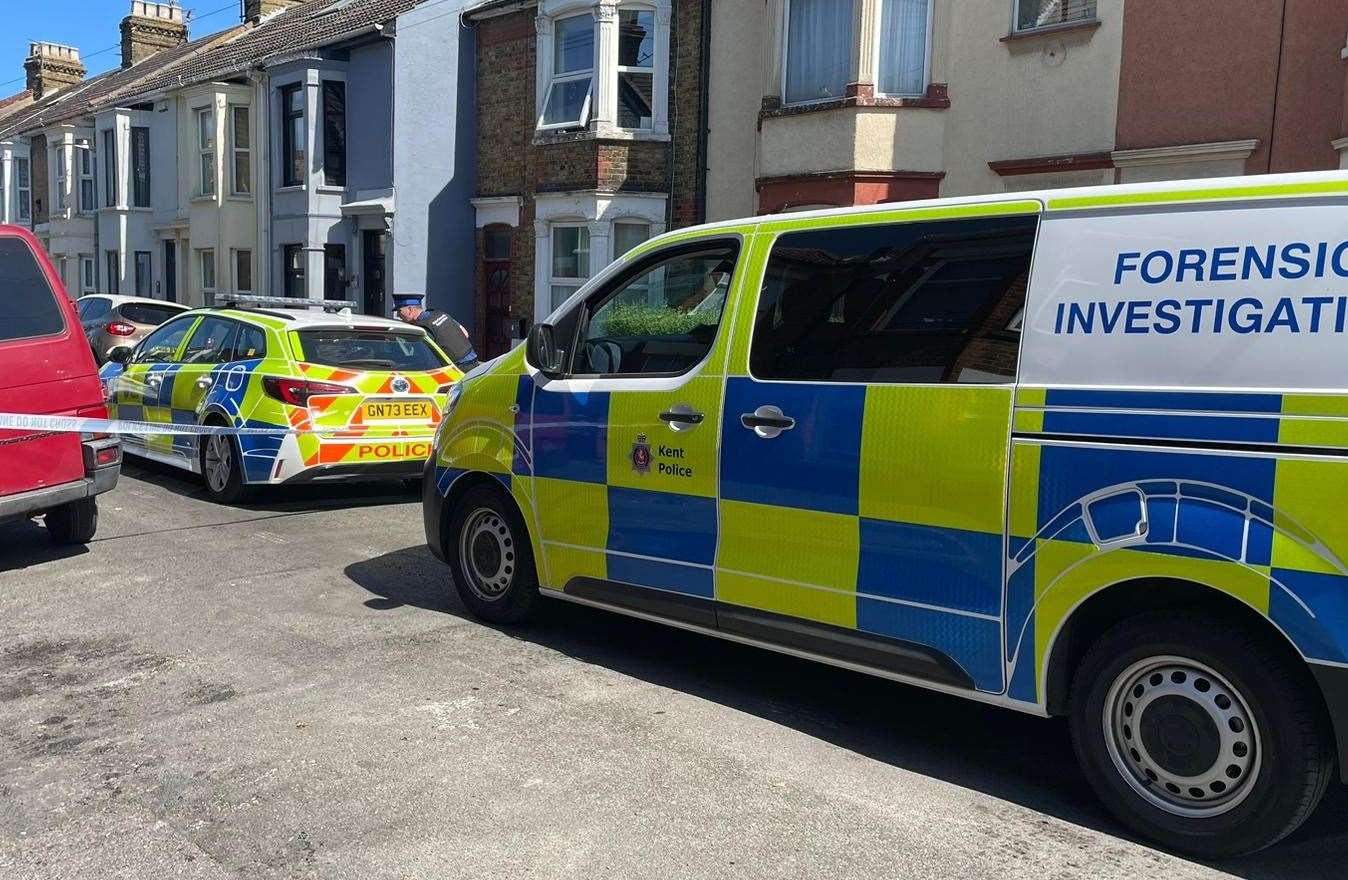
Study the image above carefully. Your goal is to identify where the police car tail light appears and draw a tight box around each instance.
[106,321,136,337]
[262,376,356,407]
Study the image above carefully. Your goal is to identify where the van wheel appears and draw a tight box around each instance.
[446,483,537,624]
[46,498,98,544]
[201,430,252,504]
[1070,611,1334,857]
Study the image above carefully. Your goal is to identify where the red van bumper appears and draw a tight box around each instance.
[0,436,120,523]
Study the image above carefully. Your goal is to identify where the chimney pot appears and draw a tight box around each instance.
[24,42,85,100]
[121,1,188,69]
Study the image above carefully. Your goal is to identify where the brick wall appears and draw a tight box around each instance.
[471,0,707,355]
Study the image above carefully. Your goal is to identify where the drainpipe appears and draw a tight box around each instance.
[695,0,710,224]
[251,67,271,294]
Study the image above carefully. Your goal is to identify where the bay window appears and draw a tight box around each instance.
[78,144,96,213]
[613,221,650,258]
[102,129,117,207]
[783,0,854,105]
[231,106,251,195]
[540,13,595,129]
[616,8,655,129]
[877,0,930,97]
[549,224,590,312]
[197,107,215,197]
[280,85,304,187]
[55,145,67,212]
[15,157,30,221]
[131,126,151,207]
[322,82,346,187]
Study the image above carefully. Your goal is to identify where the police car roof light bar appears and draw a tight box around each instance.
[220,295,357,313]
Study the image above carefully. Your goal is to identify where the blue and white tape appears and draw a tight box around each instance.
[0,412,434,440]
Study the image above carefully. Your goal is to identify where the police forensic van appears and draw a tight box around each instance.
[423,171,1348,856]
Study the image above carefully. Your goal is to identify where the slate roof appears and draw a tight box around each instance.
[0,0,427,140]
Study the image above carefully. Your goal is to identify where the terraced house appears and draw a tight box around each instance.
[0,0,474,321]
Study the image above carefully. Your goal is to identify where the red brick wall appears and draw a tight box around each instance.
[1117,0,1348,173]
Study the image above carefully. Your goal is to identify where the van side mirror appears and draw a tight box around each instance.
[106,346,131,365]
[526,323,563,375]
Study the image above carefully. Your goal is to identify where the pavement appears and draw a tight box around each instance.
[1,460,1345,880]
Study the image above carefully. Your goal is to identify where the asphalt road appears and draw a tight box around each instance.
[1,461,1345,879]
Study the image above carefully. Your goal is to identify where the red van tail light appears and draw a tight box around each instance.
[262,376,356,407]
[106,321,137,337]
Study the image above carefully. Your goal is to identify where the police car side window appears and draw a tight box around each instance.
[570,243,738,376]
[181,316,241,364]
[133,317,196,364]
[231,324,267,361]
[749,216,1037,384]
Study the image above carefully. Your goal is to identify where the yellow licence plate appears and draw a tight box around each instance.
[362,400,433,421]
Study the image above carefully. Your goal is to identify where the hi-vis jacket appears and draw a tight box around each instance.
[424,171,1348,773]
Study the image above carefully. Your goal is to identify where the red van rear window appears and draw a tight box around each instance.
[0,237,64,343]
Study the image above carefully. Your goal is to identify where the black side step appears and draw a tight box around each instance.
[563,578,973,690]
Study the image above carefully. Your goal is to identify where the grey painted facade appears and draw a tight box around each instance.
[391,1,476,330]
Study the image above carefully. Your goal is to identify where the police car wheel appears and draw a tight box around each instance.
[200,429,252,504]
[1070,611,1334,858]
[447,485,537,624]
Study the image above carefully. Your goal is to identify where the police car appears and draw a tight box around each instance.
[422,170,1348,856]
[100,297,462,502]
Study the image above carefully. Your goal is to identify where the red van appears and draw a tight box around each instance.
[0,225,120,544]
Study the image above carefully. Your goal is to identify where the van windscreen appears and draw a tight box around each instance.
[296,328,448,371]
[0,237,64,343]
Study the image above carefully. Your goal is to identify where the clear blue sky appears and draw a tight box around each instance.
[0,1,244,96]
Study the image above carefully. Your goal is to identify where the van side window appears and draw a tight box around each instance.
[749,216,1037,383]
[570,243,738,376]
[0,237,65,342]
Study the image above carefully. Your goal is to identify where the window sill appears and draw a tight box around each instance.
[533,127,673,147]
[190,195,216,204]
[226,194,255,203]
[760,83,950,121]
[316,185,345,195]
[1000,19,1101,43]
[275,184,305,194]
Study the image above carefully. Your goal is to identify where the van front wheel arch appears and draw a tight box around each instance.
[1069,611,1334,857]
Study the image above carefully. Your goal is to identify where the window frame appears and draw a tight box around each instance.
[196,107,216,197]
[133,250,152,296]
[55,143,68,212]
[874,0,933,99]
[280,84,305,188]
[80,255,96,293]
[1012,0,1098,34]
[744,216,1039,387]
[780,0,857,108]
[321,81,346,187]
[229,105,251,196]
[283,243,306,298]
[199,248,216,299]
[105,250,120,295]
[101,128,117,207]
[232,248,253,294]
[77,143,96,213]
[15,157,31,221]
[538,12,596,131]
[615,4,657,131]
[546,221,592,316]
[556,237,743,379]
[130,125,151,207]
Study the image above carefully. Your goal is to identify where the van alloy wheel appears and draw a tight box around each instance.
[1103,655,1261,818]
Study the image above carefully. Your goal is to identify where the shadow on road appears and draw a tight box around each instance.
[346,544,1348,880]
[120,457,421,513]
[0,519,90,573]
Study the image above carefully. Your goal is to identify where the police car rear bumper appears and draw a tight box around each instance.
[1309,663,1348,783]
[277,459,424,484]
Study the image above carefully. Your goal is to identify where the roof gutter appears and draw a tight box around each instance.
[462,0,537,23]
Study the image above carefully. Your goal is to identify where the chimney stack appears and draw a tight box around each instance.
[244,0,305,25]
[120,1,188,69]
[23,43,85,101]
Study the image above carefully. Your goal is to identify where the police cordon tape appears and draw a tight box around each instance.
[0,412,435,439]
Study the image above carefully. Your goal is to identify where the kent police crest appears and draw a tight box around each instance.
[631,433,651,474]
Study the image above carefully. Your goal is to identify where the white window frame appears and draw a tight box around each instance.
[55,143,68,212]
[199,248,216,298]
[77,143,96,213]
[612,219,651,258]
[614,4,657,131]
[80,255,95,293]
[196,107,216,197]
[547,221,592,314]
[1012,0,1098,34]
[538,12,596,131]
[232,248,253,293]
[15,157,30,221]
[229,104,251,196]
[874,0,933,98]
[779,0,857,108]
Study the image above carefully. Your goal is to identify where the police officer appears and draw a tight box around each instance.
[392,293,480,370]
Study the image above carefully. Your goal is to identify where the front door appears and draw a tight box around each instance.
[528,239,743,613]
[483,226,513,358]
[362,230,386,315]
[715,210,1039,693]
[163,241,177,303]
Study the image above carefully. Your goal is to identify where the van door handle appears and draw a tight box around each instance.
[741,405,795,438]
[659,408,704,425]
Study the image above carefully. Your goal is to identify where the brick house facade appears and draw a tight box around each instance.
[466,0,706,357]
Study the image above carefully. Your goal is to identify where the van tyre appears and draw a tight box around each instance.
[46,498,98,544]
[446,483,537,624]
[1070,611,1334,858]
[201,430,253,504]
